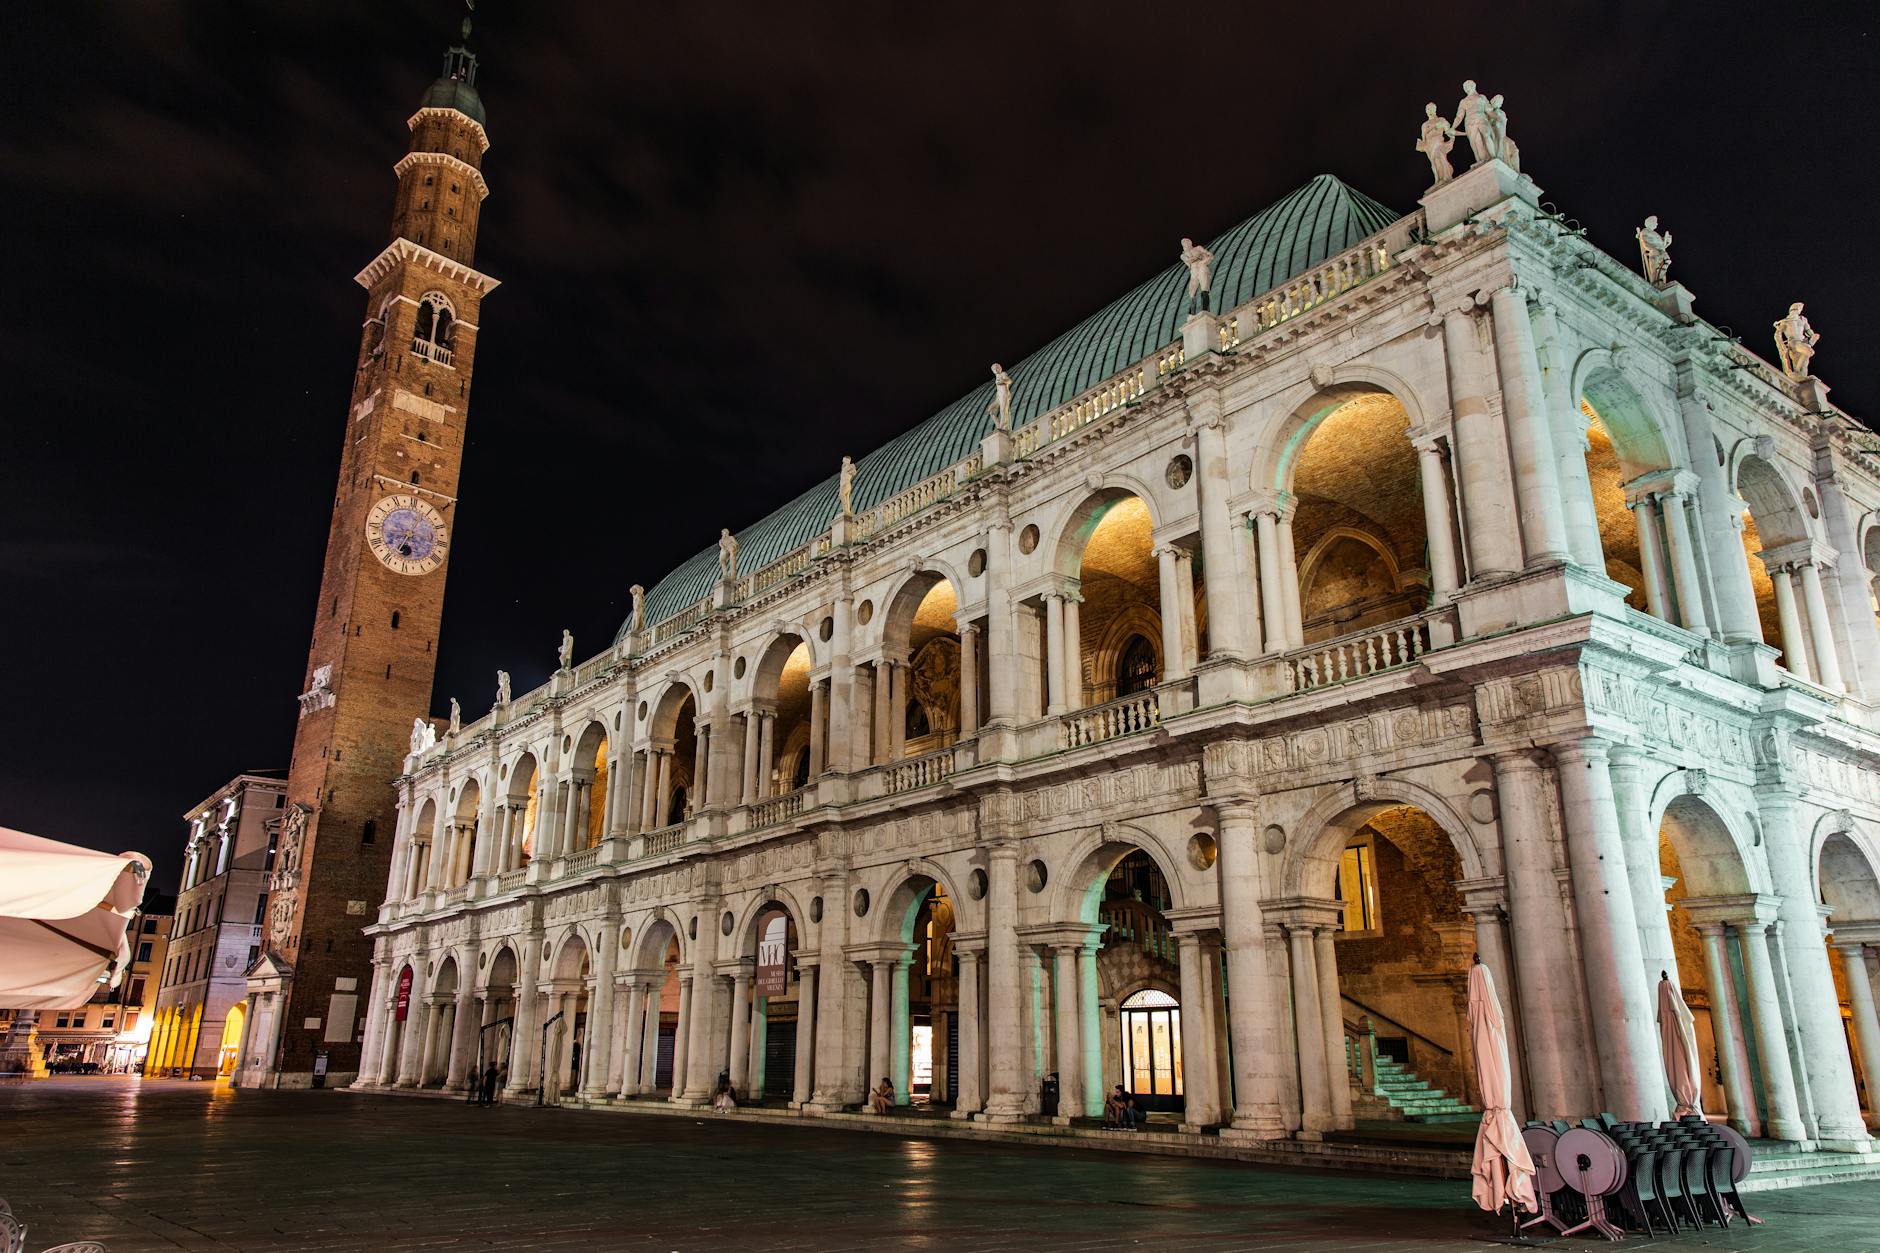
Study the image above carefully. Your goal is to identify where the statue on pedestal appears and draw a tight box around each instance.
[1773,302,1820,381]
[1415,103,1456,185]
[1487,94,1518,170]
[628,585,645,635]
[1179,237,1215,312]
[496,670,511,705]
[987,364,1013,432]
[1452,80,1496,166]
[1635,216,1673,286]
[409,717,436,756]
[719,528,739,579]
[838,456,856,516]
[558,629,574,671]
[448,698,462,734]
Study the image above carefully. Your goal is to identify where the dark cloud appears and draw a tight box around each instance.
[1,1,1873,890]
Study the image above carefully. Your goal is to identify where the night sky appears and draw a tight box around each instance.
[3,3,1874,892]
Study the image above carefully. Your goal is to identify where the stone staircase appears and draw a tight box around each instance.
[1741,1141,1880,1192]
[1365,1057,1479,1124]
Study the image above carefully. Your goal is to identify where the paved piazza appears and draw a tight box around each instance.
[3,1080,1874,1251]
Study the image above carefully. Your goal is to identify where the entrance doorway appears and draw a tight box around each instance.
[1119,988,1182,1111]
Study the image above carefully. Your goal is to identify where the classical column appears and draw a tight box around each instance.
[740,714,760,804]
[617,980,646,1096]
[1156,546,1188,682]
[1216,802,1285,1136]
[1835,942,1880,1120]
[1492,751,1589,1117]
[639,977,664,1093]
[953,948,982,1117]
[1530,303,1605,571]
[1255,511,1289,653]
[1798,561,1847,692]
[1061,594,1083,709]
[756,711,776,800]
[728,962,753,1096]
[1815,459,1880,694]
[669,975,693,1103]
[1758,791,1867,1144]
[379,987,405,1089]
[1077,943,1101,1119]
[1289,925,1331,1135]
[793,963,817,1106]
[1734,919,1807,1140]
[638,752,659,831]
[1051,945,1081,1120]
[1043,592,1067,715]
[808,681,827,777]
[1313,926,1352,1129]
[890,955,911,1104]
[1235,515,1265,656]
[1176,932,1221,1127]
[1275,509,1304,651]
[1551,738,1666,1123]
[868,959,892,1108]
[354,963,390,1087]
[872,660,893,763]
[653,750,673,826]
[1631,495,1672,622]
[1442,307,1522,577]
[415,1000,443,1087]
[1608,744,1679,994]
[888,663,908,760]
[1490,286,1570,564]
[1191,403,1247,656]
[692,724,711,808]
[1414,437,1461,599]
[983,842,1026,1119]
[583,928,619,1098]
[1697,924,1758,1136]
[1659,485,1711,636]
[748,986,768,1099]
[506,935,542,1095]
[445,976,476,1090]
[958,622,980,735]
[1771,566,1812,681]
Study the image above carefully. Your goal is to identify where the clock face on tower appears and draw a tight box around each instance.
[365,494,449,575]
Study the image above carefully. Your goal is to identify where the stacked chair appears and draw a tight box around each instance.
[1519,1114,1762,1240]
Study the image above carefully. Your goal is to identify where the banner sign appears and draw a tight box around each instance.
[394,965,414,1022]
[755,912,789,998]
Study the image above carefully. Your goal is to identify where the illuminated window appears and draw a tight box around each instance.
[1116,634,1158,697]
[1118,988,1182,1098]
[1335,837,1379,933]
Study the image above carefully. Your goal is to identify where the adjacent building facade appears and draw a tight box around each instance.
[147,772,286,1078]
[350,86,1880,1158]
[4,894,172,1073]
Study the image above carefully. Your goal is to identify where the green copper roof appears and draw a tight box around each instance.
[421,76,486,127]
[621,174,1400,642]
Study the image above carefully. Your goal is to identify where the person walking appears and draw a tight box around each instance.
[479,1062,499,1106]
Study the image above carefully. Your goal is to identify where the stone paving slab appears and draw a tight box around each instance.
[3,1078,1876,1252]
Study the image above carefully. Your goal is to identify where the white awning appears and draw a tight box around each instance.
[0,827,151,1010]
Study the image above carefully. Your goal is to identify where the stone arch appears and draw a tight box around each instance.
[1814,815,1880,923]
[1087,602,1164,699]
[503,751,539,804]
[1284,778,1487,898]
[1576,363,1678,477]
[431,952,460,997]
[453,776,481,821]
[1047,481,1165,581]
[878,565,967,657]
[550,930,590,982]
[631,910,686,969]
[733,884,812,957]
[647,678,701,742]
[1258,376,1430,494]
[1734,452,1812,549]
[1297,525,1404,633]
[1056,822,1192,924]
[874,858,972,945]
[1656,790,1761,898]
[482,941,519,994]
[751,630,809,699]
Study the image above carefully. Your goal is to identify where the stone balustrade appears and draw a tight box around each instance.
[747,787,808,831]
[1283,613,1434,693]
[641,824,685,858]
[1250,228,1400,333]
[562,846,601,876]
[496,867,526,893]
[1061,689,1161,749]
[883,745,956,795]
[409,337,453,366]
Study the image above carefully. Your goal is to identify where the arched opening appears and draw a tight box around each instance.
[447,778,480,888]
[482,945,518,1085]
[1819,830,1880,1120]
[1298,802,1479,1134]
[1059,493,1176,711]
[405,798,438,899]
[1091,848,1183,1114]
[749,636,812,798]
[647,685,701,827]
[1658,794,1772,1137]
[412,292,455,363]
[501,753,539,872]
[877,572,968,761]
[731,902,805,1103]
[871,873,956,1108]
[1737,454,1818,679]
[421,956,459,1088]
[570,722,610,851]
[1581,404,1660,612]
[1289,393,1428,645]
[543,936,591,1103]
[217,1002,245,1079]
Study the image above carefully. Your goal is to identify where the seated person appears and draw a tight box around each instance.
[869,1076,895,1114]
[1120,1090,1146,1130]
[1103,1086,1126,1128]
[712,1075,738,1112]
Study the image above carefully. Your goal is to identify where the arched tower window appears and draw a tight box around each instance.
[411,292,456,365]
[1115,634,1158,698]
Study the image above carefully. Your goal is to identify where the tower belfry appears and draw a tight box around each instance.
[238,16,498,1089]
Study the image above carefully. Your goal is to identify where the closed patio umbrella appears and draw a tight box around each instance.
[0,827,150,1010]
[1657,971,1702,1117]
[1468,958,1536,1217]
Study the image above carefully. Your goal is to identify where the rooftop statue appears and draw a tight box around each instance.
[496,670,511,705]
[628,585,645,634]
[448,698,462,734]
[987,364,1013,432]
[1453,80,1498,166]
[1773,302,1820,382]
[1415,103,1456,185]
[838,455,856,516]
[409,717,436,756]
[1180,237,1215,312]
[1636,216,1673,286]
[558,629,574,671]
[1487,94,1519,171]
[719,528,740,579]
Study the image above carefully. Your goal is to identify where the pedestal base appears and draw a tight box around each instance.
[1420,158,1541,234]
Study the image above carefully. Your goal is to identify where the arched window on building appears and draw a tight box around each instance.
[1119,988,1182,1104]
[411,293,455,365]
[1114,634,1158,698]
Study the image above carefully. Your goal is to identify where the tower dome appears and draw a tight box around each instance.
[420,30,485,128]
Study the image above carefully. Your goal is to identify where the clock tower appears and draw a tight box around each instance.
[240,27,497,1088]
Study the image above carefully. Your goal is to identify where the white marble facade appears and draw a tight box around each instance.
[355,139,1880,1154]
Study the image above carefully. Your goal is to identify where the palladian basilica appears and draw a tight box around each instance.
[356,80,1880,1159]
